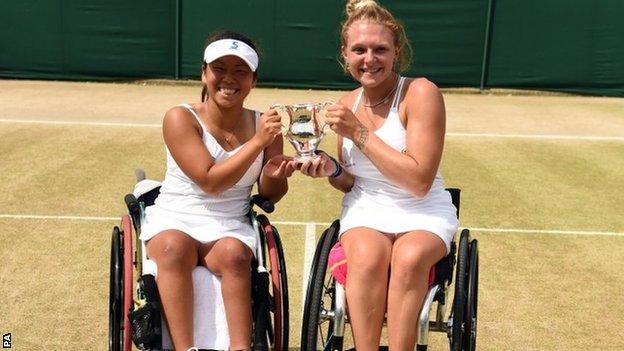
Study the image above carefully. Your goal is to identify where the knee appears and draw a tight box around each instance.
[391,248,431,283]
[346,242,391,278]
[150,236,196,270]
[216,238,253,273]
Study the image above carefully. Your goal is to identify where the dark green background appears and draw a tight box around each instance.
[1,0,622,96]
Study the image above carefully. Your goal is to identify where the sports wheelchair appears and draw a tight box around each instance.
[108,176,289,351]
[300,188,478,351]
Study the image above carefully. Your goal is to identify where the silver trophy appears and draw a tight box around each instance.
[272,102,331,162]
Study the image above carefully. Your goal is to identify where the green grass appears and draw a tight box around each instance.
[444,138,624,231]
[2,124,621,231]
[476,233,624,350]
[1,88,623,350]
[0,219,110,350]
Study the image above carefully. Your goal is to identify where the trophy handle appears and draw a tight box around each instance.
[270,103,290,133]
[317,100,333,131]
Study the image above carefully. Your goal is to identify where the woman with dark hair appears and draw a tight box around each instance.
[140,30,293,351]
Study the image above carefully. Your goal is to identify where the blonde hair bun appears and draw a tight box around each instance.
[341,0,413,73]
[346,0,378,17]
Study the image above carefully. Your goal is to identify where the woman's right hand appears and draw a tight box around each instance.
[255,108,282,148]
[325,102,362,141]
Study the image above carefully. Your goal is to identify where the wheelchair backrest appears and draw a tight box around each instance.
[138,187,161,208]
[446,188,461,219]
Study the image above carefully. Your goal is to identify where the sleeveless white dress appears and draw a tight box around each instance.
[140,104,264,252]
[339,77,459,253]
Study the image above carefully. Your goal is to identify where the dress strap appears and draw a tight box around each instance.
[253,110,261,130]
[178,103,208,135]
[351,88,364,112]
[390,76,406,109]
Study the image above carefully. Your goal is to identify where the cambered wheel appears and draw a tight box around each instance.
[450,229,470,351]
[463,240,479,351]
[258,215,290,351]
[120,215,134,351]
[109,226,123,351]
[301,221,346,351]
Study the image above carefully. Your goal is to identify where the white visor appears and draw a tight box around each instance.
[203,39,259,72]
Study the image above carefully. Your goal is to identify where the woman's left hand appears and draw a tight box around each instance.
[262,155,297,179]
[295,152,337,178]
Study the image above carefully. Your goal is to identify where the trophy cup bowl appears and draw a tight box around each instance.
[272,102,331,162]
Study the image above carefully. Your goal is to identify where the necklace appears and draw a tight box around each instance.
[223,116,242,144]
[362,77,399,108]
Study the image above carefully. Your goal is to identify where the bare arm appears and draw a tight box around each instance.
[163,107,280,195]
[327,135,355,193]
[326,78,445,198]
[359,78,445,197]
[257,125,291,203]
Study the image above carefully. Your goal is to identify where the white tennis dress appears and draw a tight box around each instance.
[339,77,459,253]
[140,104,263,252]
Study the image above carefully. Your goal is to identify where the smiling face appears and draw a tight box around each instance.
[201,55,256,108]
[342,20,399,88]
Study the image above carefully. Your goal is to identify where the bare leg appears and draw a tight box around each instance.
[202,237,253,350]
[340,227,393,351]
[386,231,446,351]
[146,230,199,350]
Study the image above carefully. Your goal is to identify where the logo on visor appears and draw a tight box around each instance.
[230,41,239,50]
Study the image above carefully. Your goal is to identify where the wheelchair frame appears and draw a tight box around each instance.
[300,188,479,351]
[108,185,289,351]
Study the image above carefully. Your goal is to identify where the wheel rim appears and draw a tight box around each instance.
[317,272,336,347]
[301,222,341,350]
[121,215,134,351]
[272,225,290,351]
[450,229,469,351]
[464,240,479,351]
[259,214,289,351]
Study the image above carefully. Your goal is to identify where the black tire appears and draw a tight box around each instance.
[463,240,479,351]
[450,229,470,351]
[108,226,123,351]
[120,216,134,351]
[301,221,341,351]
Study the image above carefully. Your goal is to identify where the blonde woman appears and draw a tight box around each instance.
[295,1,459,349]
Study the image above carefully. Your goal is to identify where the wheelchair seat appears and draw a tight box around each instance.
[132,180,231,349]
[109,177,289,351]
[300,188,478,351]
[328,242,439,288]
[326,188,461,293]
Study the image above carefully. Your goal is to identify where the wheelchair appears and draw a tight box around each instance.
[108,176,289,351]
[300,188,478,351]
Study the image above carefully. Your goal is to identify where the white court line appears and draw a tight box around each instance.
[0,118,160,128]
[446,132,624,142]
[0,214,119,221]
[273,220,331,226]
[1,118,623,141]
[1,213,622,237]
[467,227,624,237]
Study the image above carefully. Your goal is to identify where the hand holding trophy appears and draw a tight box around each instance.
[271,102,332,162]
